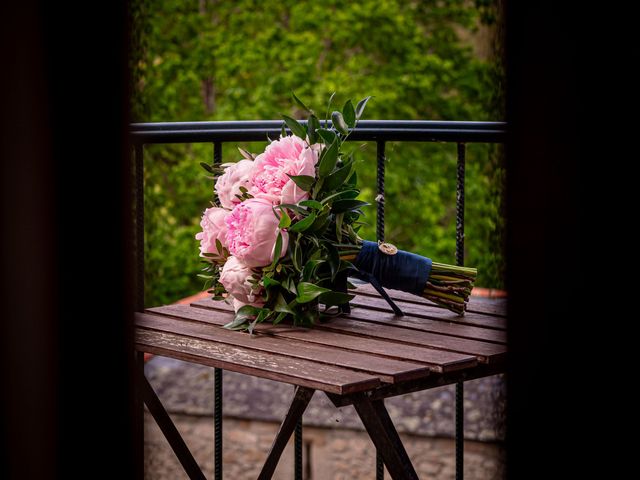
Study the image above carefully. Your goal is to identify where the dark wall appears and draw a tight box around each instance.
[1,2,135,478]
[505,1,588,478]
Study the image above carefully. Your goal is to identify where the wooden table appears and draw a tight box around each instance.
[135,285,507,479]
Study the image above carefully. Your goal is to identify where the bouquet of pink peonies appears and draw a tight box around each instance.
[196,94,477,332]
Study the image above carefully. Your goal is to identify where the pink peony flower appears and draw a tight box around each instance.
[215,159,255,210]
[195,207,229,258]
[250,135,318,205]
[219,256,264,306]
[225,197,289,267]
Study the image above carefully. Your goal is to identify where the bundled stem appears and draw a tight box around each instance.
[423,262,477,315]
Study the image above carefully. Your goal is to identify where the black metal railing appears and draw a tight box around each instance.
[131,119,506,480]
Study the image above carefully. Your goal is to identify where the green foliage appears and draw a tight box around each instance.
[132,0,504,307]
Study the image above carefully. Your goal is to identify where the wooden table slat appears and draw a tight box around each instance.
[136,312,430,384]
[151,304,478,373]
[135,327,380,394]
[315,319,504,364]
[189,300,505,364]
[346,307,506,344]
[353,283,507,318]
[350,294,506,330]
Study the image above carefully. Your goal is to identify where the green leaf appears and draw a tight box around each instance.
[224,316,248,330]
[270,232,283,269]
[299,199,323,210]
[347,225,360,243]
[286,174,315,192]
[335,212,344,242]
[355,96,372,120]
[282,114,307,139]
[293,239,303,271]
[338,259,355,272]
[342,99,356,127]
[302,259,323,281]
[215,238,223,255]
[289,212,317,232]
[324,91,336,126]
[332,199,370,213]
[346,169,357,187]
[237,304,260,317]
[272,312,287,325]
[278,209,291,228]
[291,237,300,271]
[307,114,320,144]
[278,203,309,215]
[296,282,331,303]
[319,291,356,306]
[281,276,297,294]
[224,304,259,330]
[324,242,340,281]
[274,292,295,314]
[263,276,281,289]
[317,128,337,145]
[307,213,329,233]
[322,160,353,192]
[318,139,339,178]
[331,111,349,135]
[281,124,286,137]
[320,189,359,204]
[292,91,313,113]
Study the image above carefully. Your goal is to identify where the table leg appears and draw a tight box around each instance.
[139,373,206,480]
[258,386,315,480]
[353,397,419,480]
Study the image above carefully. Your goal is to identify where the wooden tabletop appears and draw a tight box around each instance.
[135,285,507,396]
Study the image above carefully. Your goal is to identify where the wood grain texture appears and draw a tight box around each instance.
[172,302,477,372]
[345,307,506,344]
[136,312,430,384]
[187,300,504,364]
[353,283,507,317]
[350,292,507,330]
[310,317,506,364]
[135,328,380,394]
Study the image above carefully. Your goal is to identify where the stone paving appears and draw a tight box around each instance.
[144,357,505,479]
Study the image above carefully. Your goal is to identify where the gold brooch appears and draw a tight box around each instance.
[378,241,398,255]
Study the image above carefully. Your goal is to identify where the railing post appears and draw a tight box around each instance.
[213,141,224,480]
[376,140,386,243]
[295,413,303,480]
[455,142,466,480]
[214,368,223,480]
[375,139,386,480]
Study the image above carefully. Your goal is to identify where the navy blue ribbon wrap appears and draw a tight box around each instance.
[350,240,433,316]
